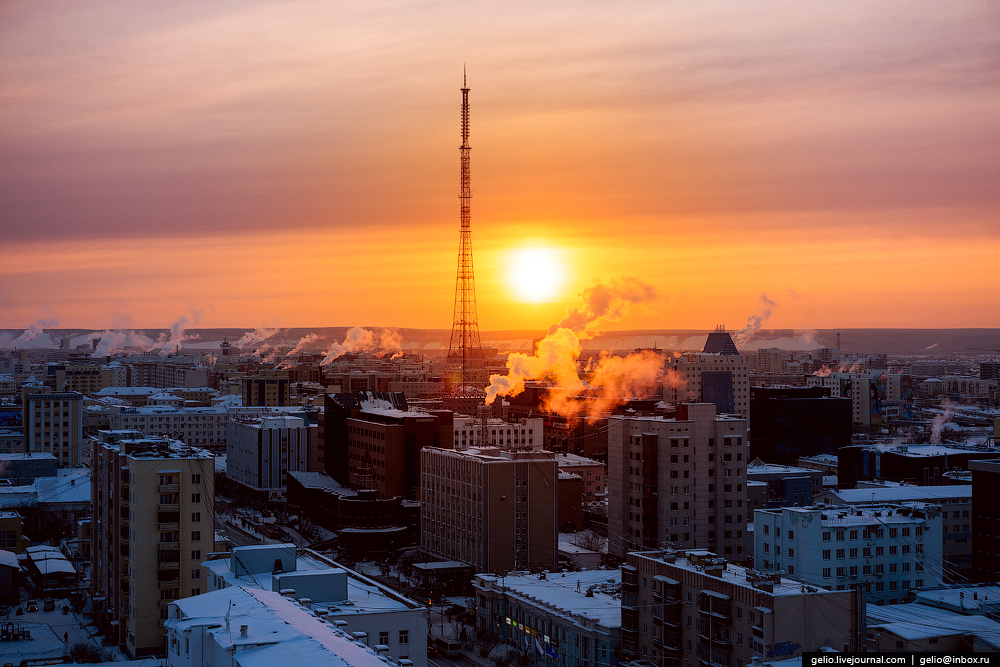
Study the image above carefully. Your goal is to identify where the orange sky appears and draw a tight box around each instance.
[2,1,998,331]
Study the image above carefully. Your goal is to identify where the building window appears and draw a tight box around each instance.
[192,588,200,596]
[191,512,201,523]
[380,632,389,645]
[192,569,201,579]
[399,630,409,645]
[191,531,201,542]
[192,473,201,484]
[191,493,201,504]
[191,550,201,560]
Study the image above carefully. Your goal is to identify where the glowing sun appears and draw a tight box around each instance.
[507,246,564,302]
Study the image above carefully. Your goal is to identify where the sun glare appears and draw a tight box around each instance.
[507,246,563,302]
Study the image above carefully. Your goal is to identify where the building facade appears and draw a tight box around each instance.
[753,504,944,605]
[91,436,215,658]
[24,391,83,466]
[420,447,558,573]
[226,415,309,500]
[623,550,861,667]
[109,405,230,449]
[608,404,749,560]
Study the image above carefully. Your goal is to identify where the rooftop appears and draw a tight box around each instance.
[475,569,621,629]
[824,486,972,504]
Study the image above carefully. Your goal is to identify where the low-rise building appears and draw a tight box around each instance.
[109,405,229,449]
[473,569,620,667]
[204,544,427,667]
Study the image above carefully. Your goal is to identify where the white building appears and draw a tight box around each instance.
[165,585,398,667]
[109,405,230,448]
[452,416,543,450]
[753,504,944,605]
[203,544,427,667]
[226,416,308,500]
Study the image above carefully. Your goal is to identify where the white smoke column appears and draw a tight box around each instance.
[376,330,404,358]
[286,334,320,358]
[733,294,776,347]
[663,367,687,391]
[235,326,282,352]
[925,343,939,350]
[550,277,656,338]
[795,329,818,347]
[155,316,198,356]
[320,327,376,365]
[89,330,156,357]
[485,277,658,415]
[8,318,60,349]
[930,400,955,445]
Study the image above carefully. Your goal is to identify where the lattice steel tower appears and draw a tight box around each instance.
[447,70,486,395]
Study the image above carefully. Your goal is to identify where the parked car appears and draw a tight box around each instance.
[43,599,55,612]
[26,600,38,612]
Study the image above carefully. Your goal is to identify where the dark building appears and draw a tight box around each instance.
[322,391,453,500]
[242,371,289,406]
[839,444,1000,488]
[749,386,852,462]
[970,459,1000,582]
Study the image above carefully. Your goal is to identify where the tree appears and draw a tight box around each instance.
[470,626,501,658]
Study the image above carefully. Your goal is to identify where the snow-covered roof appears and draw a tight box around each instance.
[286,471,356,496]
[866,602,1000,649]
[0,549,19,569]
[824,485,971,504]
[912,585,1000,613]
[25,545,75,574]
[34,468,90,504]
[475,569,621,630]
[168,586,393,667]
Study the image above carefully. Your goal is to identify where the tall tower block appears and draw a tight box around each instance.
[447,70,486,396]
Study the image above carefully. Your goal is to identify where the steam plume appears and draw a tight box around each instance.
[2,319,60,349]
[286,334,320,357]
[319,327,403,365]
[732,294,776,347]
[153,316,198,356]
[930,400,955,445]
[235,326,282,350]
[925,343,939,350]
[88,330,157,357]
[485,277,660,420]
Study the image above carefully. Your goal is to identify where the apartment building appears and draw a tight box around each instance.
[753,504,944,605]
[109,405,230,449]
[815,485,973,582]
[608,403,749,560]
[226,415,309,500]
[91,435,215,658]
[452,416,543,450]
[473,569,620,667]
[242,370,290,407]
[420,446,558,573]
[24,391,83,466]
[555,452,606,499]
[623,550,861,667]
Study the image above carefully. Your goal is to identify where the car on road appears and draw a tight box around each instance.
[43,599,55,612]
[25,600,38,612]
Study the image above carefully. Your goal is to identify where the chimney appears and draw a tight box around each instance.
[240,625,248,638]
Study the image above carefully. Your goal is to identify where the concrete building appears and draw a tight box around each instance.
[420,446,559,573]
[608,404,749,560]
[814,485,973,582]
[555,452,606,499]
[745,460,823,507]
[838,443,1000,488]
[91,435,215,658]
[623,550,861,667]
[127,360,209,389]
[753,504,944,605]
[165,585,397,667]
[0,429,25,453]
[226,415,309,501]
[664,332,749,419]
[969,459,1000,583]
[204,544,428,667]
[242,370,290,407]
[473,569,620,666]
[109,405,230,449]
[24,391,83,466]
[0,512,26,554]
[452,416,543,450]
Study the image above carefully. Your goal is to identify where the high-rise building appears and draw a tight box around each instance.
[91,435,214,658]
[753,504,944,604]
[748,386,851,462]
[607,403,749,560]
[24,391,83,466]
[664,331,749,419]
[621,550,862,667]
[420,446,558,572]
[226,415,309,501]
[969,459,1000,582]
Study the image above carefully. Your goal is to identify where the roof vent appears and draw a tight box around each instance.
[240,625,248,638]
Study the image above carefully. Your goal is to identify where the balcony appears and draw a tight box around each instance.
[158,580,180,590]
[158,503,180,512]
[158,561,179,571]
[119,535,129,546]
[158,541,179,550]
[158,483,180,493]
[157,600,173,608]
[120,497,129,508]
[157,522,180,531]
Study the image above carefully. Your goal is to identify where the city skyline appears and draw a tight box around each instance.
[2,0,998,331]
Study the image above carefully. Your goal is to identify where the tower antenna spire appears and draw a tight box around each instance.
[448,69,486,398]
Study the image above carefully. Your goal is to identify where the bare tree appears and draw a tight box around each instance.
[471,626,502,658]
[573,529,607,553]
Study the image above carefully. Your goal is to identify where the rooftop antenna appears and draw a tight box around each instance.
[447,66,486,397]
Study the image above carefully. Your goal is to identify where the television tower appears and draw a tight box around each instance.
[447,69,486,396]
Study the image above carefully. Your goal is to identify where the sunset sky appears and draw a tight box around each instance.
[2,0,998,332]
